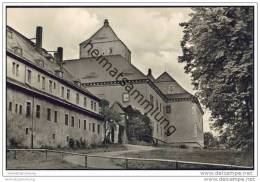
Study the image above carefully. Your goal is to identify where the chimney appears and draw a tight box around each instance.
[54,52,59,64]
[57,47,63,65]
[148,68,152,76]
[36,26,42,51]
[104,19,109,27]
[147,68,154,81]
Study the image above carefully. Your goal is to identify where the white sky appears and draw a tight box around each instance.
[7,7,211,132]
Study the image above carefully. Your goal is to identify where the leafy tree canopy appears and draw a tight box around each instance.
[204,132,219,148]
[179,7,254,151]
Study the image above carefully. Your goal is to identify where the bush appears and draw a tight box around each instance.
[40,145,54,150]
[9,137,18,148]
[90,143,97,148]
[80,138,86,148]
[179,144,188,149]
[76,140,81,148]
[68,138,75,148]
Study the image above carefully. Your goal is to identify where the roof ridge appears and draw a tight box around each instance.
[79,23,119,45]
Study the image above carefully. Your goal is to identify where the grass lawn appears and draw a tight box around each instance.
[6,144,127,169]
[115,147,253,169]
[7,150,85,169]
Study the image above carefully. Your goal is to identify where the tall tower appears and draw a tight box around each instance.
[79,19,131,62]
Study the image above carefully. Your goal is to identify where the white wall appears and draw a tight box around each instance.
[7,55,100,114]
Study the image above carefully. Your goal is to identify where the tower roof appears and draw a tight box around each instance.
[155,71,176,82]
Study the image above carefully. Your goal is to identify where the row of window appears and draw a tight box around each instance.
[122,92,167,114]
[64,113,100,133]
[8,102,23,114]
[9,101,101,133]
[125,93,163,112]
[11,61,99,113]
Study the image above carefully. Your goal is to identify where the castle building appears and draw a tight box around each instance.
[64,20,204,147]
[6,26,104,148]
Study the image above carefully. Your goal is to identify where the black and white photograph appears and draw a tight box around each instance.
[1,1,258,181]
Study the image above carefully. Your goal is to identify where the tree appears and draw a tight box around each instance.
[179,7,253,151]
[124,106,153,143]
[100,99,122,143]
[204,132,218,148]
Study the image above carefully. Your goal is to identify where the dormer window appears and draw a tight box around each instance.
[35,59,44,68]
[7,30,13,38]
[74,80,81,87]
[55,70,63,78]
[12,47,22,56]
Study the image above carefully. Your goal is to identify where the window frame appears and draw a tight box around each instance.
[76,93,79,104]
[54,110,58,123]
[36,104,40,118]
[19,105,22,114]
[97,124,100,134]
[15,103,18,113]
[67,89,70,100]
[42,76,45,89]
[166,105,171,114]
[122,93,130,102]
[61,86,65,98]
[71,116,74,127]
[47,108,51,121]
[49,80,53,93]
[26,101,31,117]
[27,69,32,84]
[92,123,95,132]
[84,97,87,107]
[16,64,19,76]
[8,102,12,111]
[65,114,69,126]
[84,120,86,130]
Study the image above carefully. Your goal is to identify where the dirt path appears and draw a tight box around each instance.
[64,144,161,169]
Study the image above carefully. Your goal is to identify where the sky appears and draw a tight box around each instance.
[7,7,211,132]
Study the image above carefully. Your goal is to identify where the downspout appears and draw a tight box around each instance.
[31,96,35,148]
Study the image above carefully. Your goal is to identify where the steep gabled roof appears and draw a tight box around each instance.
[155,71,176,82]
[110,101,126,114]
[155,71,187,95]
[79,20,130,54]
[156,72,204,114]
[80,24,119,45]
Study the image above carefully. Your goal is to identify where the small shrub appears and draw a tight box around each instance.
[179,144,188,149]
[76,140,81,148]
[90,143,97,148]
[80,138,86,148]
[68,138,75,149]
[40,145,53,150]
[9,137,18,148]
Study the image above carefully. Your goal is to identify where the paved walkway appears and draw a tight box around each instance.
[64,144,161,169]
